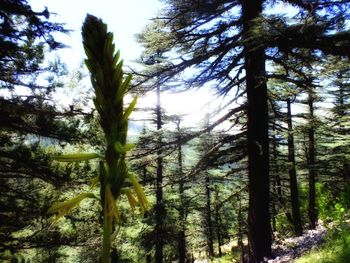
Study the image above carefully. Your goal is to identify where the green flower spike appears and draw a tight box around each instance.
[48,14,149,263]
[82,14,149,263]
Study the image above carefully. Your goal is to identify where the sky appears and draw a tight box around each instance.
[29,0,220,128]
[26,1,339,134]
[29,0,163,68]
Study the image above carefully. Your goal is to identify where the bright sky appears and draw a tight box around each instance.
[29,0,221,128]
[29,0,163,67]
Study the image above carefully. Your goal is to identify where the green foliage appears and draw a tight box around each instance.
[317,183,350,222]
[274,213,295,236]
[0,0,68,90]
[3,0,350,261]
[273,183,308,236]
[295,223,350,263]
[0,2,81,258]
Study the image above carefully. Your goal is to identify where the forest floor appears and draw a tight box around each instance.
[194,220,349,262]
[268,220,340,263]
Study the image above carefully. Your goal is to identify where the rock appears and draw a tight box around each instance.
[268,221,328,263]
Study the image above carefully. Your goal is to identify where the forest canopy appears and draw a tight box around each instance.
[1,0,350,263]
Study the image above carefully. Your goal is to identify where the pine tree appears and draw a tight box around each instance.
[154,84,165,263]
[269,77,303,236]
[0,1,85,260]
[137,1,350,260]
[322,58,350,183]
[286,98,303,235]
[175,117,187,263]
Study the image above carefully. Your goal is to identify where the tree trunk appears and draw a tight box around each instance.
[271,122,280,232]
[271,125,294,226]
[286,98,303,236]
[205,173,215,258]
[177,119,186,263]
[242,0,272,261]
[307,88,317,229]
[237,193,245,263]
[336,76,350,182]
[155,85,164,263]
[214,186,222,258]
[110,247,118,263]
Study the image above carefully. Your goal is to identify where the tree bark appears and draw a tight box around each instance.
[286,98,303,236]
[214,186,222,258]
[110,247,118,263]
[155,85,164,263]
[271,122,280,232]
[242,0,272,261]
[205,172,215,258]
[177,120,186,263]
[271,120,282,231]
[307,88,317,229]
[237,193,245,263]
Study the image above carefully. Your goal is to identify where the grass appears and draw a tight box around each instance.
[295,223,350,263]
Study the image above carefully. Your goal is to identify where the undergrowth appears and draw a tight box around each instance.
[295,222,350,263]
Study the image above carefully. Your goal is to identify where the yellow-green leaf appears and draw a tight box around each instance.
[122,97,137,123]
[48,192,97,223]
[114,142,134,154]
[116,74,132,101]
[114,141,125,154]
[105,186,120,224]
[112,50,120,67]
[128,173,149,212]
[52,153,101,162]
[90,176,100,188]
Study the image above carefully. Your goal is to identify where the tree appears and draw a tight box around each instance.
[242,2,272,260]
[269,99,290,233]
[137,1,350,261]
[199,119,215,258]
[0,1,87,260]
[286,97,303,235]
[269,77,303,236]
[175,117,187,263]
[320,57,350,183]
[308,56,350,223]
[131,97,184,262]
[306,84,318,229]
[155,84,165,263]
[0,0,73,144]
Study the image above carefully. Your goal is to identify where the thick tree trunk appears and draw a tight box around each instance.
[155,85,164,263]
[307,88,317,229]
[286,98,303,236]
[242,1,272,261]
[177,120,186,263]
